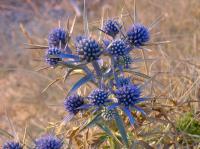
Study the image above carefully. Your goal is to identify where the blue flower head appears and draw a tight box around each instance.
[114,84,142,107]
[117,77,132,87]
[121,54,133,68]
[88,89,110,106]
[35,135,63,149]
[103,19,121,37]
[45,47,62,66]
[76,37,101,62]
[107,39,128,57]
[64,94,84,115]
[48,28,68,47]
[126,24,150,47]
[3,141,23,149]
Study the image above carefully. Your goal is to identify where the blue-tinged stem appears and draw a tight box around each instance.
[92,61,104,88]
[64,45,72,54]
[122,107,135,126]
[111,56,119,87]
[82,66,96,82]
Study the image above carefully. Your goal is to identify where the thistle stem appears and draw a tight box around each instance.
[92,61,104,88]
[111,57,119,87]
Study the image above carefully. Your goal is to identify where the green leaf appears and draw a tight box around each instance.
[67,74,93,96]
[96,123,122,146]
[79,113,101,132]
[114,111,129,147]
[93,135,108,148]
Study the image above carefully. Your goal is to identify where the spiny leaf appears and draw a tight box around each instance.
[96,123,123,146]
[114,110,129,147]
[63,68,80,82]
[47,53,80,60]
[67,74,93,96]
[79,113,101,133]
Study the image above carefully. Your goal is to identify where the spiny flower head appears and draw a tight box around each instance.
[3,141,23,149]
[107,39,128,57]
[45,47,62,66]
[76,37,101,62]
[121,54,133,68]
[88,89,110,106]
[64,94,84,115]
[35,135,63,149]
[114,84,142,107]
[48,28,68,47]
[126,24,150,47]
[117,77,132,87]
[103,19,121,37]
[101,109,116,121]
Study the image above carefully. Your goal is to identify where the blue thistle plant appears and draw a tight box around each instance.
[27,3,162,147]
[103,19,121,38]
[126,24,150,48]
[35,135,63,149]
[64,94,84,115]
[3,141,23,149]
[48,28,68,48]
[45,47,62,66]
[107,39,128,57]
[88,88,110,107]
[76,36,102,62]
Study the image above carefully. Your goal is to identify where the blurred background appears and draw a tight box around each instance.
[0,0,200,145]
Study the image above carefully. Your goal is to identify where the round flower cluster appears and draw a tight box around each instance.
[76,37,101,62]
[103,19,121,37]
[48,28,68,47]
[35,135,63,149]
[88,89,110,106]
[117,77,132,87]
[126,24,150,47]
[2,141,23,149]
[45,47,62,66]
[64,94,84,115]
[108,39,127,57]
[101,109,116,121]
[121,54,133,68]
[114,84,142,107]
